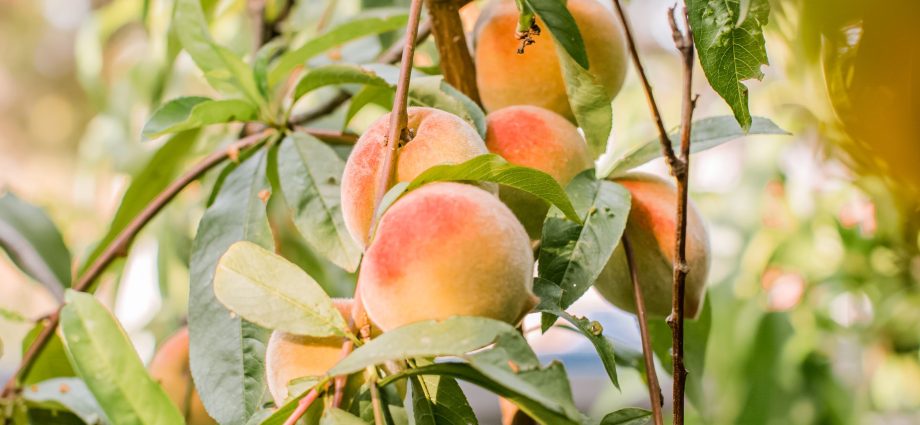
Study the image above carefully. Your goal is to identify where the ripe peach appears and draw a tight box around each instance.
[358,182,537,331]
[485,105,592,238]
[594,173,710,318]
[473,0,628,119]
[265,299,355,405]
[341,107,489,246]
[148,328,215,425]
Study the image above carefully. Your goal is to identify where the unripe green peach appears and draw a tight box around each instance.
[474,0,628,119]
[359,182,537,331]
[265,299,355,405]
[148,328,215,425]
[341,107,489,246]
[594,173,710,318]
[485,105,592,238]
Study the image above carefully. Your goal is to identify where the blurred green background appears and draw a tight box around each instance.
[0,0,918,424]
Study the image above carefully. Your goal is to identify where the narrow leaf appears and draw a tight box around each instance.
[538,173,631,312]
[175,0,263,104]
[80,130,199,277]
[0,192,71,300]
[22,378,109,425]
[60,291,185,425]
[277,133,362,272]
[321,408,367,425]
[523,0,590,69]
[214,241,348,337]
[533,280,619,388]
[269,10,409,86]
[293,64,390,102]
[601,116,788,178]
[408,76,488,139]
[189,150,273,425]
[600,408,652,425]
[687,0,771,130]
[142,97,258,139]
[557,48,612,159]
[329,317,518,376]
[410,374,478,425]
[404,154,580,223]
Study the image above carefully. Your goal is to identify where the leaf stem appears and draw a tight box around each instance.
[0,129,274,399]
[623,237,664,425]
[665,5,697,425]
[283,382,327,425]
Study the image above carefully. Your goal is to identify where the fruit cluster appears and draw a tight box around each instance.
[148,0,709,416]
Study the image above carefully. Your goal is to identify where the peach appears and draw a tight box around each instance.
[341,107,489,246]
[358,182,536,331]
[265,299,354,405]
[473,0,628,120]
[148,328,215,425]
[594,173,710,318]
[485,105,592,238]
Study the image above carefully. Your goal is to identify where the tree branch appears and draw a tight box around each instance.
[426,0,482,106]
[665,5,696,425]
[283,383,325,425]
[610,0,679,172]
[623,237,664,425]
[287,22,433,126]
[1,129,276,398]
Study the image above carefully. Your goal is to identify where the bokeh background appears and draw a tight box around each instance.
[1,0,918,424]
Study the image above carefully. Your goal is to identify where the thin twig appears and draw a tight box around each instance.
[368,368,386,425]
[367,0,425,244]
[665,5,696,425]
[283,386,323,425]
[0,129,274,398]
[610,0,680,171]
[623,237,664,425]
[287,22,433,126]
[426,0,482,106]
[332,340,354,408]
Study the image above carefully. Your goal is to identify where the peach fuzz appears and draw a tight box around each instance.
[594,173,710,318]
[265,298,356,405]
[359,182,536,331]
[341,107,488,246]
[485,105,592,238]
[473,0,628,120]
[148,328,215,425]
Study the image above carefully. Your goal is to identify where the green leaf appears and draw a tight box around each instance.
[344,85,394,128]
[175,0,263,104]
[403,154,580,223]
[293,64,390,102]
[601,116,788,178]
[523,0,590,69]
[277,133,362,272]
[600,408,652,425]
[408,76,488,139]
[258,379,322,425]
[687,0,771,130]
[189,150,273,425]
[410,374,478,425]
[385,362,581,425]
[20,323,75,386]
[533,280,619,389]
[22,378,109,425]
[214,241,349,337]
[142,97,258,139]
[269,10,409,86]
[538,173,631,312]
[557,48,612,159]
[80,130,199,279]
[60,291,185,425]
[321,408,367,425]
[0,192,71,300]
[329,317,518,376]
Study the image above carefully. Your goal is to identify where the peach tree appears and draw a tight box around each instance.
[0,0,785,424]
